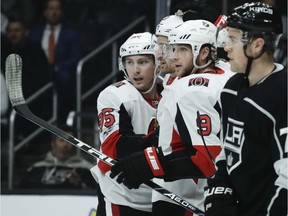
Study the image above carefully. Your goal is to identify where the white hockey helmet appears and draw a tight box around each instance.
[119,32,158,66]
[155,15,183,37]
[119,32,159,93]
[169,19,217,56]
[169,19,217,71]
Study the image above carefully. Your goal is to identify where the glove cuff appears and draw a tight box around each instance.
[144,147,165,177]
[204,186,234,200]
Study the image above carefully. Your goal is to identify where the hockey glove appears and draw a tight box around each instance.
[144,126,159,148]
[204,178,240,216]
[110,147,166,189]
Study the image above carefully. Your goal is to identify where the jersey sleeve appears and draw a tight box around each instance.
[273,86,287,188]
[175,88,222,177]
[97,86,155,174]
[269,88,288,214]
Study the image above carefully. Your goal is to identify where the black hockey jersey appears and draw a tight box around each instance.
[216,63,287,215]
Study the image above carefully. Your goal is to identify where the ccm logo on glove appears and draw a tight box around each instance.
[205,187,233,196]
[144,147,164,177]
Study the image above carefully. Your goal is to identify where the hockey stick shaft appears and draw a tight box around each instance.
[5,54,204,215]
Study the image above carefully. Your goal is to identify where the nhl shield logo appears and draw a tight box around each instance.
[224,117,245,174]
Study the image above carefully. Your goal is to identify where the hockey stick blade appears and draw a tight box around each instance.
[5,53,205,216]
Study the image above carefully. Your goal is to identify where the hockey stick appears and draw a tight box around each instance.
[5,54,205,216]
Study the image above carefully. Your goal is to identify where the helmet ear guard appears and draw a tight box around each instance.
[118,56,124,72]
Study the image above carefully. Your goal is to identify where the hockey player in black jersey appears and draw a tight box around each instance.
[204,2,287,216]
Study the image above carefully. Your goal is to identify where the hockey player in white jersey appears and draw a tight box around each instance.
[90,32,162,216]
[155,15,183,127]
[156,15,183,86]
[110,20,235,215]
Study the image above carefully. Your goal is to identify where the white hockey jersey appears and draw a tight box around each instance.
[152,60,235,210]
[157,74,177,124]
[90,80,160,212]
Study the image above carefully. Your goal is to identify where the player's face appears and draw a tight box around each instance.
[51,132,74,161]
[172,44,193,78]
[124,55,155,92]
[157,36,175,74]
[224,27,248,73]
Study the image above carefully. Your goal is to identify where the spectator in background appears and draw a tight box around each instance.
[1,17,52,145]
[18,124,96,189]
[1,17,50,97]
[28,0,81,123]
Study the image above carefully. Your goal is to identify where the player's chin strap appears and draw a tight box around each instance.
[243,36,266,78]
[123,62,159,95]
[140,62,160,94]
[191,54,213,74]
[157,71,165,81]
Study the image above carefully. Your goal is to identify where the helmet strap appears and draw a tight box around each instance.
[244,56,253,78]
[140,70,157,94]
[243,39,266,78]
[192,54,212,74]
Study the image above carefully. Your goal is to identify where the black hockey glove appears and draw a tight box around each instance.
[110,147,166,189]
[204,178,240,216]
[145,126,159,147]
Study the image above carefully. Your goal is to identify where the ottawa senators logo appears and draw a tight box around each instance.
[148,118,159,133]
[188,77,209,87]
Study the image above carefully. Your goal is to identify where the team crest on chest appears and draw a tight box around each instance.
[224,117,245,174]
[188,77,209,87]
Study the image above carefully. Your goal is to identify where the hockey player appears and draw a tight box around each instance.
[156,15,183,83]
[204,2,287,216]
[90,32,161,216]
[155,15,183,129]
[110,20,234,215]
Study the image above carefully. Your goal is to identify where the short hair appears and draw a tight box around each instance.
[7,17,28,29]
[51,124,75,141]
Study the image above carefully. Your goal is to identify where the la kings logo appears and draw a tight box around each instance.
[224,117,245,173]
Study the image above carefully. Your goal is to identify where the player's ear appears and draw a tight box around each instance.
[250,37,265,57]
[198,46,210,64]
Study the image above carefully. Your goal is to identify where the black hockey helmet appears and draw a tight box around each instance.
[227,2,282,37]
[227,2,283,77]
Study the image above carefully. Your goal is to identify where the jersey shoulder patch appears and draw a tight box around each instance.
[188,77,210,87]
